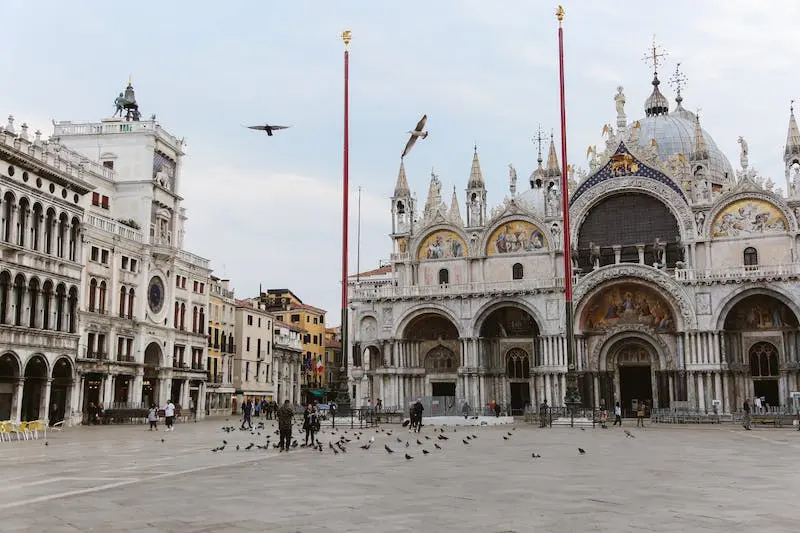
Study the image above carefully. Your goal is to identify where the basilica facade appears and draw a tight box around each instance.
[347,70,800,416]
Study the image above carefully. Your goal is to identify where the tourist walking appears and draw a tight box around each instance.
[147,404,159,430]
[411,399,424,433]
[303,404,318,446]
[600,407,608,429]
[742,398,752,430]
[241,399,253,429]
[539,399,549,428]
[164,399,175,431]
[277,400,294,451]
[462,401,470,419]
[636,401,646,427]
[613,401,622,426]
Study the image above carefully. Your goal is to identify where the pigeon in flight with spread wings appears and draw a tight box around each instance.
[246,124,291,137]
[401,114,428,158]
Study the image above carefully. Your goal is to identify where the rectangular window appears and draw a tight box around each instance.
[181,277,186,289]
[291,314,300,322]
[121,256,129,269]
[199,283,204,294]
[176,275,181,287]
[101,195,109,209]
[92,192,100,206]
[90,246,99,261]
[245,362,250,381]
[257,338,261,356]
[126,338,133,357]
[306,316,310,323]
[193,280,198,292]
[277,315,283,322]
[313,317,318,325]
[313,335,318,345]
[102,160,114,170]
[100,249,109,265]
[130,259,137,272]
[246,337,251,351]
[117,337,124,359]
[257,317,261,328]
[247,315,253,326]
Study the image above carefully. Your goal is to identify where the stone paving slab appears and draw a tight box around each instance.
[0,419,798,532]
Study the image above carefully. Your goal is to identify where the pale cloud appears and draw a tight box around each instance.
[1,0,797,322]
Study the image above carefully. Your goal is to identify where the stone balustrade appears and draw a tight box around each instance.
[674,263,800,283]
[350,277,565,301]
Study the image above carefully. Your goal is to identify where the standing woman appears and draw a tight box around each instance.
[303,404,318,446]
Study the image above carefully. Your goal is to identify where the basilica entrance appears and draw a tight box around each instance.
[610,341,657,417]
[431,382,455,397]
[509,383,530,413]
[619,366,652,417]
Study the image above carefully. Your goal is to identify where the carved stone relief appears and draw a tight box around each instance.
[695,293,712,316]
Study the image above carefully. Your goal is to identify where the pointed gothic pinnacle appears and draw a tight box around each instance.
[468,146,484,188]
[449,186,463,225]
[394,160,410,197]
[786,101,800,159]
[692,111,708,160]
[546,137,560,173]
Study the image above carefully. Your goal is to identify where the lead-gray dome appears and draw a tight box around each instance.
[634,107,735,185]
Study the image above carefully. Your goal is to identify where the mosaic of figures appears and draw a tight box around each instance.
[723,295,798,330]
[711,199,788,238]
[581,283,675,332]
[487,220,547,255]
[418,230,467,260]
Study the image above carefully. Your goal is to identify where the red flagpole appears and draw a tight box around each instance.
[341,31,351,395]
[556,6,581,415]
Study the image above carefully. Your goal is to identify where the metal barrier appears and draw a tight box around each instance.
[651,407,799,427]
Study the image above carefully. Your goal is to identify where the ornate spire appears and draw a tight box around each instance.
[530,126,546,187]
[786,100,800,160]
[642,37,670,117]
[543,132,561,179]
[467,145,484,188]
[448,186,463,225]
[691,110,708,161]
[394,160,410,197]
[424,169,443,216]
[668,62,687,107]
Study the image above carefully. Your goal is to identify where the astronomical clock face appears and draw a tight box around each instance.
[148,276,165,314]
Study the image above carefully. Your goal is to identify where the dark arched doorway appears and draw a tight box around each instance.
[402,313,460,405]
[609,340,657,417]
[0,352,20,419]
[576,193,681,271]
[723,293,798,408]
[22,355,48,421]
[50,357,73,424]
[479,306,539,411]
[143,342,162,408]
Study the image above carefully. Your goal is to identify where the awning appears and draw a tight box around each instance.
[309,389,327,398]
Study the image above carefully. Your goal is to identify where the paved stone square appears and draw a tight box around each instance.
[0,418,798,532]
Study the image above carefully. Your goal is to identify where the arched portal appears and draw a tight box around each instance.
[477,305,539,412]
[722,293,799,408]
[0,352,21,419]
[400,312,460,405]
[50,357,73,425]
[606,339,659,417]
[22,355,48,421]
[143,342,163,407]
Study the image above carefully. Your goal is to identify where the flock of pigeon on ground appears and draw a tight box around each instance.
[203,418,640,460]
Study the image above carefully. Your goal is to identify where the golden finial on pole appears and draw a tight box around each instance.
[341,30,352,49]
[556,5,565,24]
[127,74,132,86]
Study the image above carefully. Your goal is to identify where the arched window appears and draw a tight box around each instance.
[119,286,127,317]
[192,306,198,333]
[512,263,524,280]
[743,247,758,269]
[180,303,186,330]
[88,278,97,311]
[198,307,205,333]
[127,288,134,318]
[438,268,449,286]
[506,348,530,379]
[174,301,180,328]
[98,281,107,313]
[749,342,779,377]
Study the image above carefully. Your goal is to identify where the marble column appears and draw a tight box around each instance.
[636,244,645,264]
[697,373,706,412]
[41,379,52,422]
[722,372,731,414]
[102,375,113,405]
[612,245,622,264]
[12,379,24,421]
[197,382,206,420]
[668,373,675,405]
[713,372,722,410]
[593,374,600,408]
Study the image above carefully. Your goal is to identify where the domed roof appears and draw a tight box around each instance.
[633,107,735,184]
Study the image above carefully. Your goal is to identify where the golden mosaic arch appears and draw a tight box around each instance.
[486,220,548,255]
[711,199,788,238]
[417,230,468,261]
[581,282,675,332]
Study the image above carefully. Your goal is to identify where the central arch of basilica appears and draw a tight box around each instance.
[347,61,800,416]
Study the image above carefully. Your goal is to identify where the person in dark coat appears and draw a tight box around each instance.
[411,399,424,433]
[277,400,294,451]
[241,399,253,430]
[302,404,318,446]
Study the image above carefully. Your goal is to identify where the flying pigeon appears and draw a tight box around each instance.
[385,444,395,454]
[246,124,291,137]
[434,443,442,450]
[401,114,428,158]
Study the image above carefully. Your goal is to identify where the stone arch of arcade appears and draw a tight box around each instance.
[21,354,49,422]
[142,342,163,408]
[717,288,800,408]
[471,300,542,413]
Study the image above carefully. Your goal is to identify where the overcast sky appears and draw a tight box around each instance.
[2,1,799,324]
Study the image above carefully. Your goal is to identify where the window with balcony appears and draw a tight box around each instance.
[101,195,109,209]
[91,192,100,206]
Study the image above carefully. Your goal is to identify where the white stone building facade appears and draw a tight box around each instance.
[348,69,800,416]
[47,82,211,421]
[232,299,274,405]
[272,321,303,404]
[0,116,91,424]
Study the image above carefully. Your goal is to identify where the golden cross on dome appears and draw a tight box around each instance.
[532,124,545,162]
[642,35,668,75]
[669,62,687,97]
